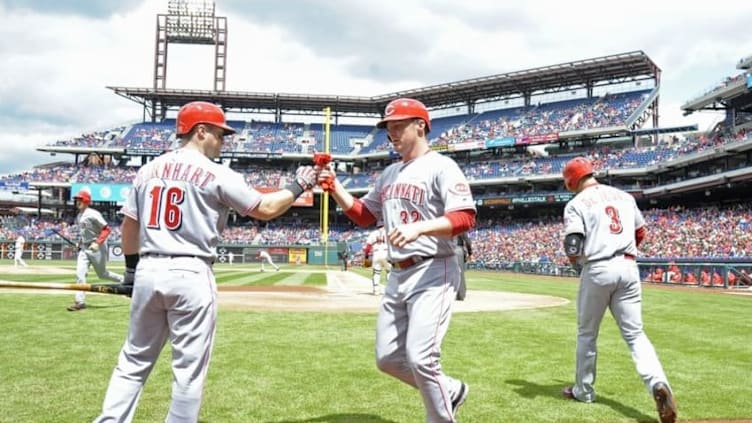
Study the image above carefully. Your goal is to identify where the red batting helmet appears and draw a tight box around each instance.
[376,98,431,133]
[176,101,236,136]
[562,157,594,192]
[74,190,92,205]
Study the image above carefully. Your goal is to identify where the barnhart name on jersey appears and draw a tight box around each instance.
[135,161,217,189]
[380,183,426,205]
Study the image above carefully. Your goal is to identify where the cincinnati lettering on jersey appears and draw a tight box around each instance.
[380,183,426,205]
[138,161,217,188]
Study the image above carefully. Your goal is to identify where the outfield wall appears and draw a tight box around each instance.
[0,240,347,267]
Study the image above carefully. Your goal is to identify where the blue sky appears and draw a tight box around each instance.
[1,0,751,174]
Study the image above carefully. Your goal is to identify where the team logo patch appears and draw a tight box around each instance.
[385,104,396,116]
[449,182,470,195]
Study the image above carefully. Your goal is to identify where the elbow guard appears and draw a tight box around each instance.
[564,233,585,257]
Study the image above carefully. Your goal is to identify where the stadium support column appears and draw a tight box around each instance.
[154,14,168,91]
[214,17,227,91]
[153,13,168,122]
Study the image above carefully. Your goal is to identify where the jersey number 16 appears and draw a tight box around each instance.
[146,185,185,231]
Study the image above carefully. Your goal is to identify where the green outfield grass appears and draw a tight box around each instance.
[0,262,750,422]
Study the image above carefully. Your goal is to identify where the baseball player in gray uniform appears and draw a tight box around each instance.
[14,233,28,268]
[67,189,124,311]
[258,249,280,271]
[365,227,391,295]
[317,98,476,422]
[453,232,471,301]
[560,157,677,423]
[93,101,317,423]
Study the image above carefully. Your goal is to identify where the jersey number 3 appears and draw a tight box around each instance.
[604,205,623,234]
[147,186,185,230]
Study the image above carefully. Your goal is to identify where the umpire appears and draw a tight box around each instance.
[454,232,472,300]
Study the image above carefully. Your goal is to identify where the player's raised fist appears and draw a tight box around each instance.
[315,165,336,192]
[295,165,317,190]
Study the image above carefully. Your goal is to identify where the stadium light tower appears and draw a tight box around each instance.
[154,0,228,93]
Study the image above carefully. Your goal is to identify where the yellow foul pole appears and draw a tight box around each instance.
[322,107,331,267]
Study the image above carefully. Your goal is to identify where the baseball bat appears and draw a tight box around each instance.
[0,281,132,296]
[51,229,79,248]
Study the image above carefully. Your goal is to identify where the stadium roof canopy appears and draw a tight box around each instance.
[108,50,660,119]
[631,124,698,136]
[681,73,751,114]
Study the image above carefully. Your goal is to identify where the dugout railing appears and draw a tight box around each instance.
[469,259,752,289]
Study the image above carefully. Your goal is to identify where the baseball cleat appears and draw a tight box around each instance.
[66,303,86,312]
[561,386,576,400]
[561,385,593,403]
[451,382,469,418]
[652,382,677,423]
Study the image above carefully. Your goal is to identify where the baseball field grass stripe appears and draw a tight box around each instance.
[213,271,258,284]
[302,273,327,286]
[215,272,296,286]
[275,272,308,285]
[0,274,77,283]
[1,265,750,421]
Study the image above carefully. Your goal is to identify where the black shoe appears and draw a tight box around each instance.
[67,303,86,312]
[561,386,576,400]
[452,382,469,417]
[652,382,677,423]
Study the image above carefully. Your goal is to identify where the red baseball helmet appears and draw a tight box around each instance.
[176,101,236,136]
[376,98,431,133]
[562,157,594,192]
[74,190,92,205]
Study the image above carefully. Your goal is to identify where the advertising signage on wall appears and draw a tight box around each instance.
[70,183,132,203]
[480,192,573,206]
[0,181,29,191]
[515,133,560,146]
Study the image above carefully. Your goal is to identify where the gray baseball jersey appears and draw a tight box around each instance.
[564,184,643,264]
[122,148,264,260]
[562,183,670,403]
[77,207,108,245]
[361,151,476,261]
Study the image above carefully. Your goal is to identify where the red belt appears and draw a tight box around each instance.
[391,256,434,270]
[624,254,635,260]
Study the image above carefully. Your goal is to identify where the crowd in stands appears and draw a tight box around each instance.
[433,91,646,148]
[41,90,651,155]
[50,128,125,148]
[10,126,747,190]
[4,205,752,276]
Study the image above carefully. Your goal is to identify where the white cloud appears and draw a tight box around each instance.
[1,0,751,175]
